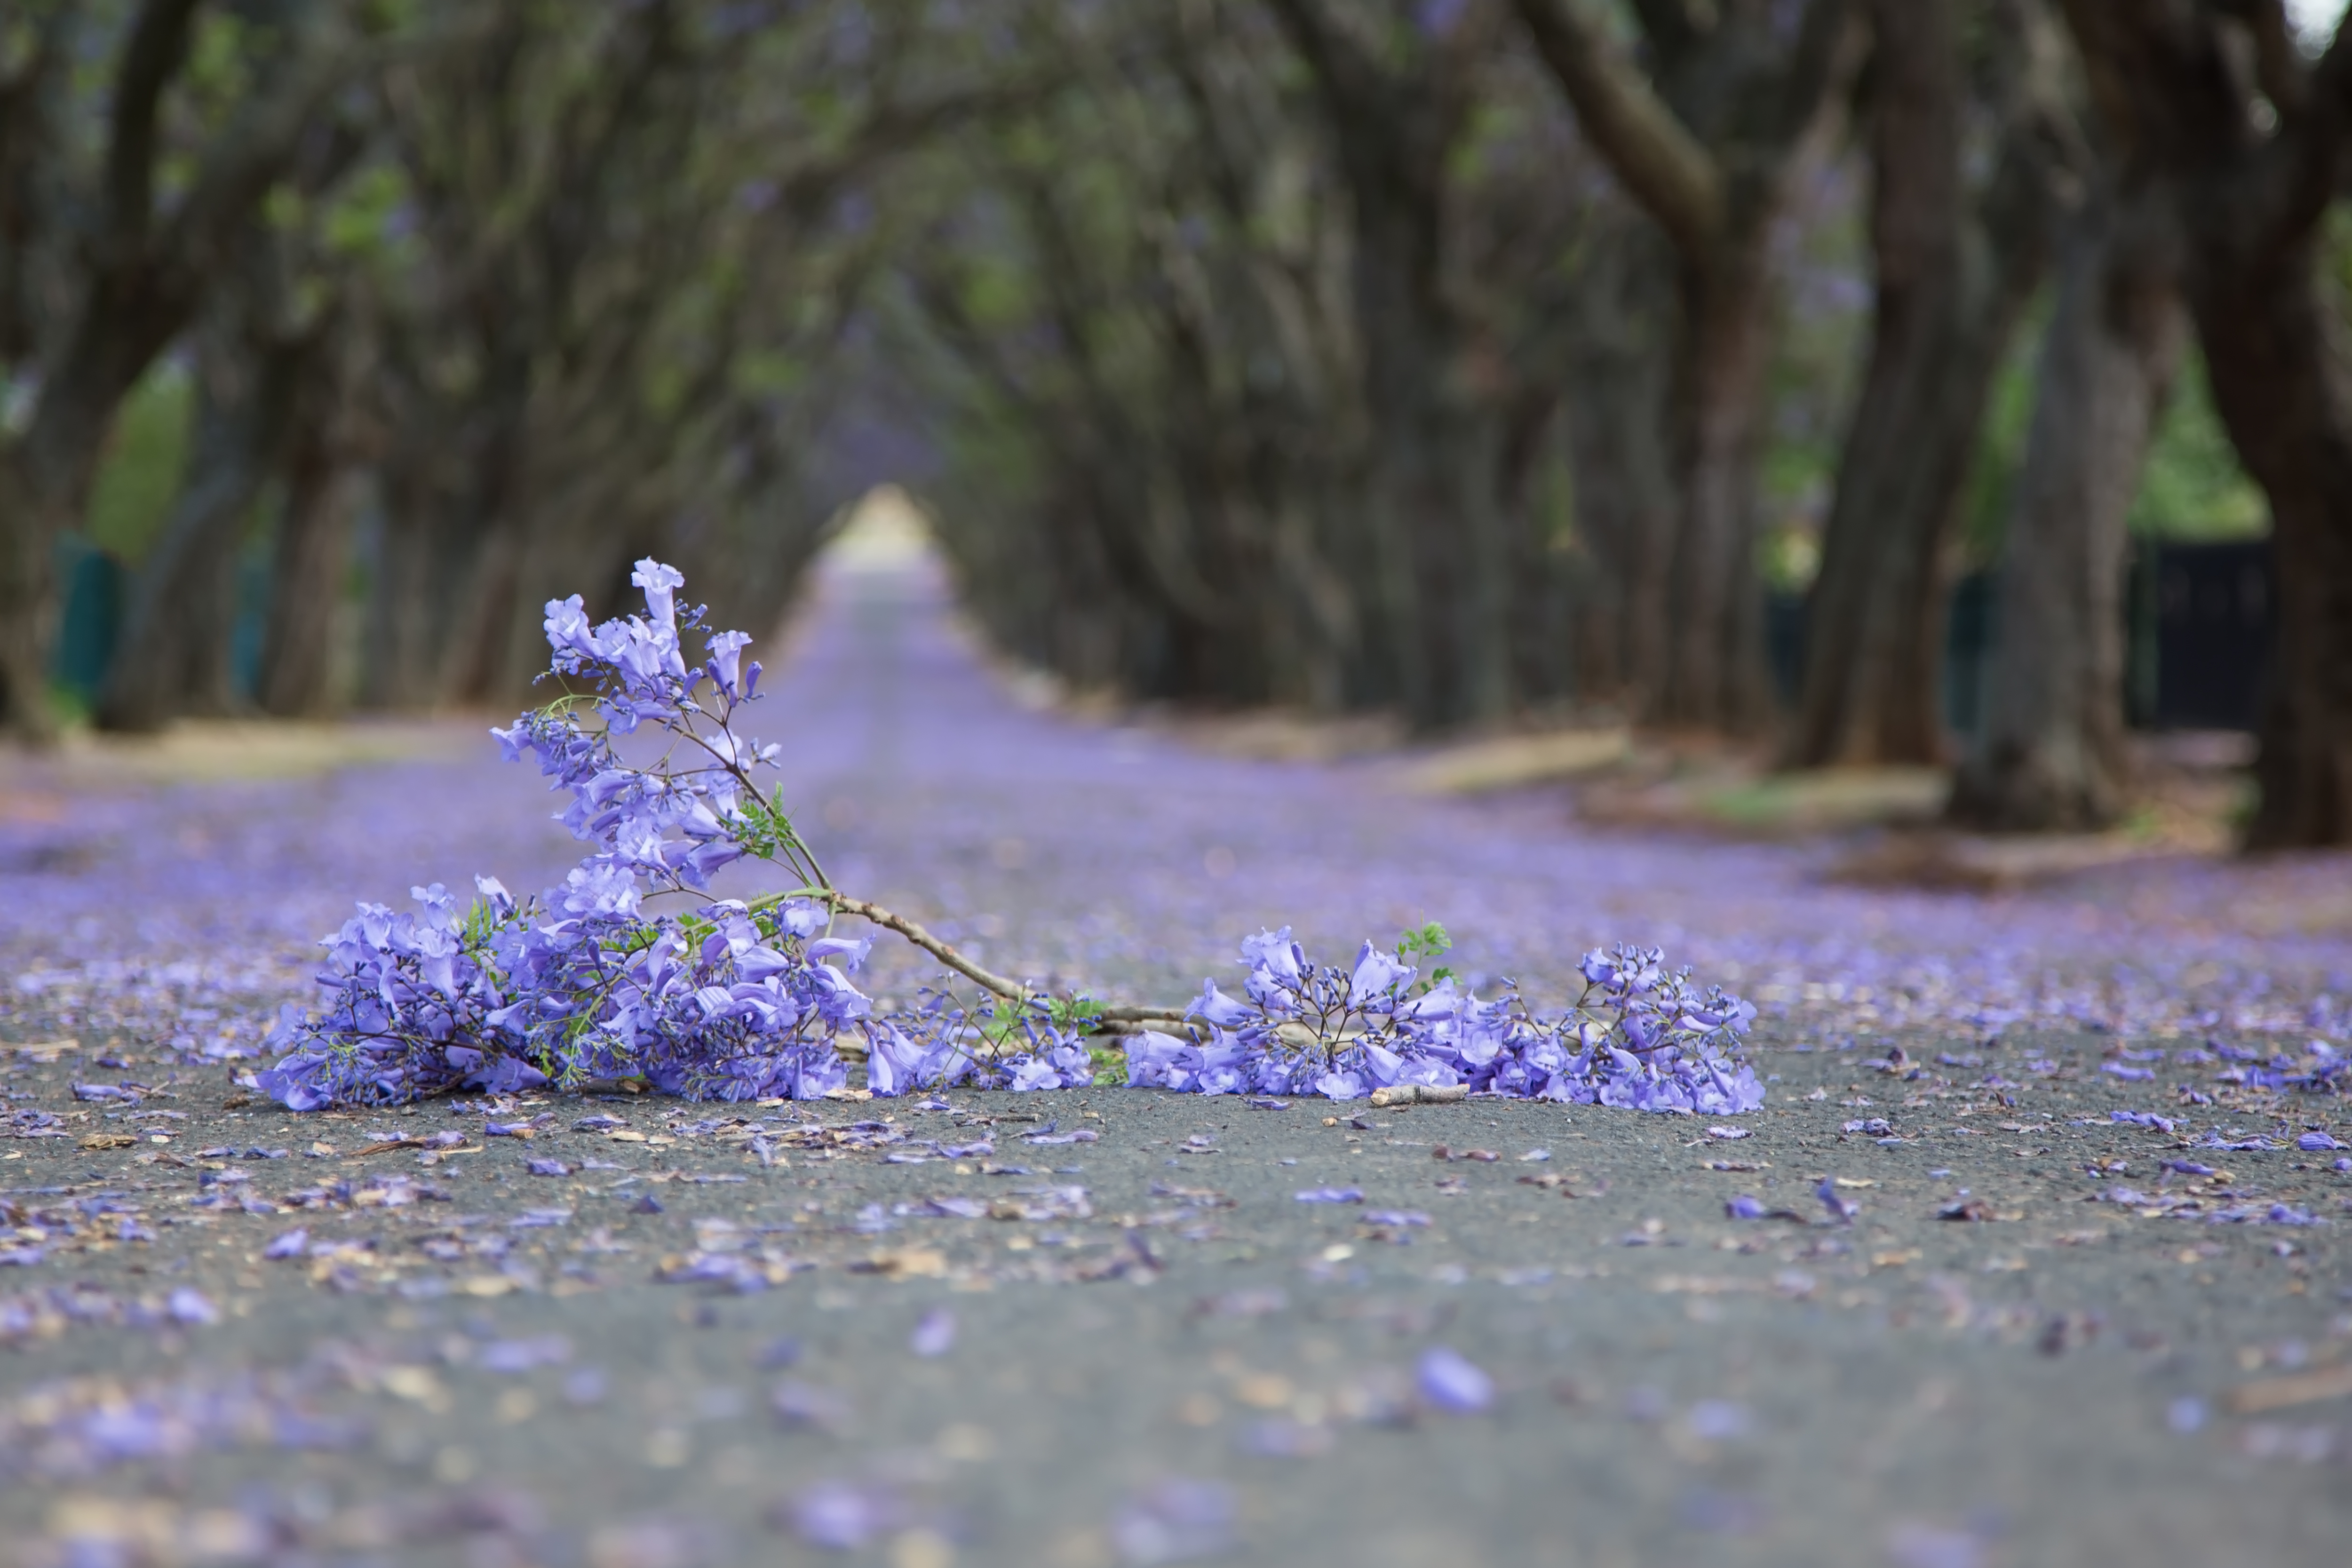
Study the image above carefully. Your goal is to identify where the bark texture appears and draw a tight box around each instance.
[1788,0,2061,767]
[1948,191,2183,830]
[2056,0,2352,847]
[1515,0,1859,732]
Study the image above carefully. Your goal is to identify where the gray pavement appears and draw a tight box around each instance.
[0,1041,2344,1567]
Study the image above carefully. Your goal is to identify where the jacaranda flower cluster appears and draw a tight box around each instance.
[1123,932,1763,1111]
[256,563,1763,1114]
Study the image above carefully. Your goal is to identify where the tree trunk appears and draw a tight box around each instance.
[2192,231,2352,847]
[1556,214,1679,707]
[0,308,169,738]
[1788,0,2053,767]
[0,456,62,740]
[97,321,302,731]
[1513,0,1860,735]
[1660,236,1777,732]
[2048,0,2352,847]
[256,419,353,717]
[1948,191,2182,831]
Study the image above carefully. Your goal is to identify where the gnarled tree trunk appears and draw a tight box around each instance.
[1948,190,2182,830]
[2195,227,2352,847]
[98,303,305,732]
[2052,0,2352,848]
[1788,0,2057,767]
[1514,0,1859,734]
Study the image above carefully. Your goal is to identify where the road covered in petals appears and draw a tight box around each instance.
[0,546,2347,1567]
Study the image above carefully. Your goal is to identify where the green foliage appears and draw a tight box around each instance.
[1088,1042,1126,1086]
[84,365,192,563]
[44,682,92,732]
[1396,921,1454,989]
[2128,352,2268,541]
[732,784,818,879]
[1960,300,2268,564]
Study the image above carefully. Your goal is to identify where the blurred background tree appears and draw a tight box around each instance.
[2,0,2346,847]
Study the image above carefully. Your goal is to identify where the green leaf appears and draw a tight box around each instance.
[1395,921,1451,963]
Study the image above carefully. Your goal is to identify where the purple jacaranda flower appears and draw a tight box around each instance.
[909,1307,956,1358]
[166,1288,217,1325]
[1886,1521,1984,1568]
[1417,1345,1494,1414]
[771,1380,851,1430]
[262,1229,308,1260]
[1817,1177,1858,1224]
[2113,1110,2177,1132]
[789,1478,898,1550]
[1240,1416,1334,1458]
[2296,1131,2344,1151]
[1725,1194,1767,1220]
[1110,1478,1238,1566]
[2102,1062,2155,1082]
[479,1336,572,1373]
[1363,1210,1430,1227]
[706,628,754,698]
[1349,940,1413,1006]
[1687,1400,1753,1441]
[574,1114,628,1132]
[526,1158,572,1176]
[1295,1187,1363,1204]
[1188,982,1255,1030]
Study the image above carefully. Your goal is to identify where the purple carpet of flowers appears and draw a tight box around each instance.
[3,548,2349,1105]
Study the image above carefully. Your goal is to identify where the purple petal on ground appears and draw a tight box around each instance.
[1725,1194,1767,1220]
[786,1479,896,1551]
[166,1288,218,1325]
[1687,1399,1752,1440]
[262,1229,309,1260]
[771,1380,851,1430]
[526,1157,572,1176]
[1240,1417,1333,1457]
[2296,1130,2344,1151]
[909,1307,956,1358]
[478,1335,572,1372]
[1294,1187,1363,1204]
[1416,1345,1494,1414]
[1110,1478,1238,1566]
[1885,1521,1984,1568]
